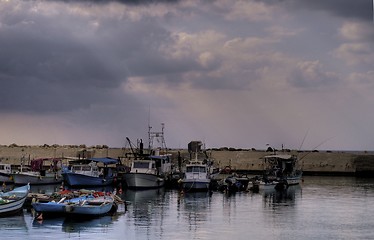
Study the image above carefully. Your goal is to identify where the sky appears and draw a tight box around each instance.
[0,0,373,151]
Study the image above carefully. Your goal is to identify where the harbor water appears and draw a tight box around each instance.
[1,176,374,240]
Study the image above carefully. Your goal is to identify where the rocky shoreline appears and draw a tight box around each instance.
[1,145,374,176]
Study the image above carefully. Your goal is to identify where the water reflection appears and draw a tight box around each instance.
[178,191,212,233]
[262,185,302,207]
[32,216,64,228]
[124,188,167,233]
[181,192,211,212]
[62,216,114,233]
[32,214,118,233]
[0,211,28,230]
[123,188,165,203]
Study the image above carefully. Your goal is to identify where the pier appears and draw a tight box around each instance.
[0,145,373,177]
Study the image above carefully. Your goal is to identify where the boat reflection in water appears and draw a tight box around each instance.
[178,191,212,230]
[32,212,124,234]
[62,215,115,233]
[0,211,28,229]
[123,188,165,203]
[262,184,302,207]
[123,188,167,231]
[180,192,211,210]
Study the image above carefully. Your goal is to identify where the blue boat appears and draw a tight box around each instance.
[32,195,94,216]
[65,196,114,216]
[62,157,118,187]
[32,195,115,217]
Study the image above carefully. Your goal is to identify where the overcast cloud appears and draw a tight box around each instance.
[0,0,373,150]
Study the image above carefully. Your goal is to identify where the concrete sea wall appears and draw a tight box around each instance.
[1,146,374,176]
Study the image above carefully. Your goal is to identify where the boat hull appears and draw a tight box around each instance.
[285,175,302,185]
[124,173,164,189]
[65,202,113,216]
[32,196,114,217]
[0,184,30,216]
[0,173,13,183]
[11,173,62,185]
[182,179,210,192]
[32,202,66,214]
[62,172,113,187]
[253,175,302,191]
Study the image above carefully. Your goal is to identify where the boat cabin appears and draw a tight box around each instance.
[130,155,171,176]
[0,164,11,174]
[263,154,299,178]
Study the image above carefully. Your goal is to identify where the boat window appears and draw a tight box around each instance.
[186,166,206,173]
[82,166,92,171]
[72,166,82,171]
[134,162,150,168]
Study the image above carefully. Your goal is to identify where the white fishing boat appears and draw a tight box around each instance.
[252,153,302,191]
[124,123,172,189]
[181,141,214,192]
[11,158,63,185]
[124,155,171,189]
[181,160,211,192]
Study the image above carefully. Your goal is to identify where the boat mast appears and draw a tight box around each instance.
[148,123,167,153]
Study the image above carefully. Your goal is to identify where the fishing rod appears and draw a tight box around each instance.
[298,136,335,161]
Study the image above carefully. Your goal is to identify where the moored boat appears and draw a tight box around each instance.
[10,158,63,185]
[251,153,302,191]
[0,183,30,216]
[123,124,172,190]
[181,141,215,192]
[65,196,114,216]
[124,155,171,189]
[62,157,118,187]
[32,195,115,218]
[181,160,211,192]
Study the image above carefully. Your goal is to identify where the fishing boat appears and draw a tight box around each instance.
[32,195,94,216]
[123,124,172,189]
[181,160,211,192]
[62,157,118,187]
[32,195,115,217]
[11,158,63,185]
[0,164,13,183]
[124,154,171,189]
[217,174,251,193]
[252,153,302,191]
[181,141,215,192]
[0,183,30,216]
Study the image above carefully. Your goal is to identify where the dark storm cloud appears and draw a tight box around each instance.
[0,3,194,114]
[257,0,372,21]
[0,22,122,113]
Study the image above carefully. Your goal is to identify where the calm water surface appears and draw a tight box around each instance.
[1,176,374,240]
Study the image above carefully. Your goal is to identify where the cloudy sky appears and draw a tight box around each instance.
[0,0,373,150]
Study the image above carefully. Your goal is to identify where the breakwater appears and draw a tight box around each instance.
[1,145,374,176]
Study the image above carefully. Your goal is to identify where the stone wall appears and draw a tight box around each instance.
[0,146,373,176]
